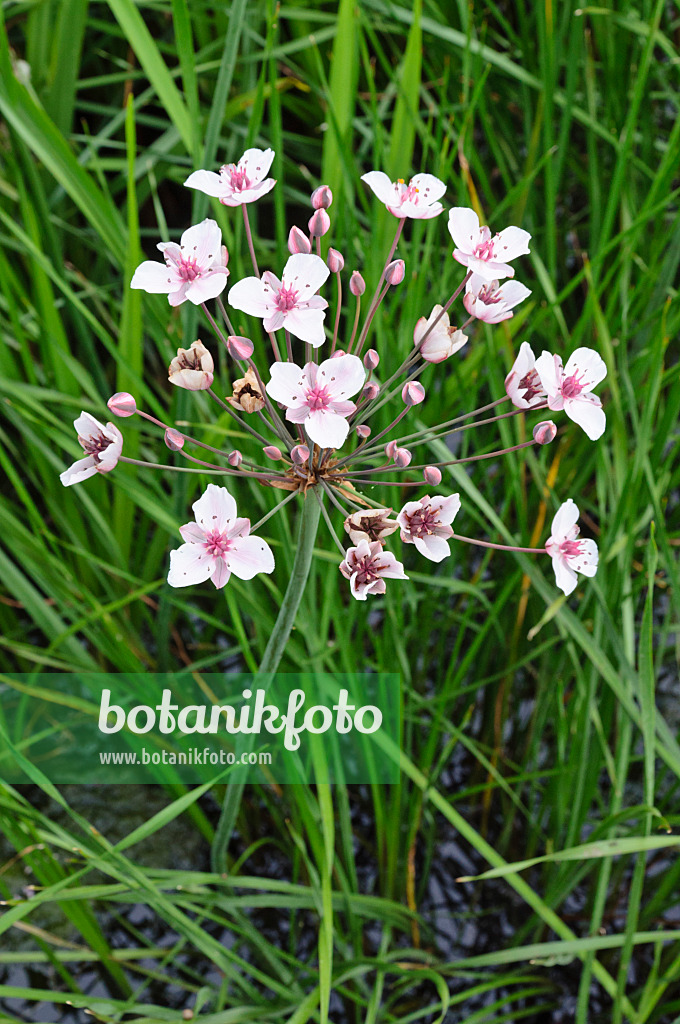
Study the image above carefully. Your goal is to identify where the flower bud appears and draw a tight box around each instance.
[350,271,366,297]
[228,450,242,467]
[385,259,405,286]
[356,424,371,438]
[394,447,412,468]
[308,209,330,238]
[263,445,283,461]
[362,381,379,401]
[169,340,214,390]
[331,348,346,358]
[107,392,137,417]
[364,349,379,370]
[327,248,344,273]
[533,420,558,445]
[402,381,425,406]
[227,335,254,360]
[288,225,312,255]
[423,466,442,486]
[385,440,398,460]
[291,444,310,465]
[311,185,333,209]
[228,367,265,413]
[164,428,185,451]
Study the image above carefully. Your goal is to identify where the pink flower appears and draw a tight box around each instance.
[463,273,531,323]
[339,540,408,600]
[397,494,461,562]
[505,342,547,409]
[361,171,446,219]
[184,148,276,206]
[60,412,123,486]
[229,253,330,346]
[168,484,275,590]
[265,355,365,449]
[131,219,229,306]
[413,305,467,363]
[448,208,531,281]
[534,347,607,441]
[545,499,598,595]
[168,340,214,390]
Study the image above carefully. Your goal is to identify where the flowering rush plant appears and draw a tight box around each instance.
[61,146,605,657]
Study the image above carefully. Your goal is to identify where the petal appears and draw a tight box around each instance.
[60,456,97,486]
[448,207,481,252]
[535,350,563,398]
[499,279,532,309]
[398,201,443,220]
[226,535,275,579]
[563,347,607,390]
[265,361,307,406]
[184,169,226,198]
[228,276,269,316]
[179,218,222,267]
[492,226,531,261]
[361,170,396,205]
[282,253,330,296]
[167,544,215,587]
[305,409,350,448]
[179,522,206,544]
[468,257,515,281]
[237,178,276,204]
[210,558,232,589]
[185,268,229,304]
[414,534,451,562]
[564,394,606,441]
[317,353,366,400]
[192,483,238,533]
[74,411,105,437]
[552,553,577,596]
[264,311,286,332]
[283,307,327,346]
[573,538,599,576]
[130,260,172,294]
[550,498,579,542]
[376,553,408,580]
[239,147,275,183]
[409,173,447,204]
[430,493,461,525]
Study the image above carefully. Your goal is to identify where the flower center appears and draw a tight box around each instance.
[79,432,112,462]
[355,555,384,583]
[519,369,543,401]
[171,254,200,282]
[478,282,503,304]
[406,507,439,538]
[560,539,584,559]
[305,384,332,411]
[275,284,299,312]
[562,372,585,398]
[227,164,251,191]
[203,529,232,559]
[473,237,497,261]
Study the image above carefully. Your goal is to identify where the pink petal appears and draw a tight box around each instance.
[448,207,481,252]
[430,493,461,525]
[60,455,97,486]
[564,394,606,440]
[130,260,173,294]
[550,498,579,541]
[179,522,206,544]
[167,544,215,587]
[282,253,330,296]
[226,535,275,579]
[361,171,396,205]
[228,276,269,316]
[535,351,563,400]
[409,173,447,204]
[185,268,229,304]
[264,311,286,332]
[492,226,531,261]
[265,361,308,406]
[184,169,226,198]
[283,307,327,346]
[180,218,222,267]
[236,179,276,204]
[192,484,237,533]
[414,534,451,562]
[210,558,232,589]
[499,279,531,309]
[239,147,275,184]
[398,201,443,220]
[468,257,515,281]
[552,554,577,595]
[317,354,365,400]
[305,409,350,448]
[563,347,607,390]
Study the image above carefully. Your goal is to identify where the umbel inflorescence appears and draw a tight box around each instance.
[61,147,604,600]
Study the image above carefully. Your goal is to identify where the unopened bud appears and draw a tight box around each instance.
[164,428,185,451]
[288,225,312,255]
[227,335,254,360]
[308,209,330,237]
[327,248,344,273]
[356,424,371,438]
[311,185,333,209]
[291,444,310,465]
[533,420,558,445]
[362,381,379,401]
[350,271,366,297]
[402,381,425,406]
[394,447,412,468]
[331,348,346,358]
[385,259,405,286]
[107,392,137,417]
[364,349,379,370]
[423,466,442,486]
[263,445,283,461]
[385,440,398,460]
[228,450,242,467]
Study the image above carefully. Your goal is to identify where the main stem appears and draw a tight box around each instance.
[211,493,322,872]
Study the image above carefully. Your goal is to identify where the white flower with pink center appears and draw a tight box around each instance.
[131,219,229,307]
[505,342,547,409]
[448,208,531,281]
[60,412,123,486]
[397,493,461,562]
[184,148,276,206]
[265,354,365,449]
[413,305,467,363]
[545,499,598,596]
[464,273,531,324]
[339,540,408,600]
[228,253,330,346]
[534,347,606,441]
[361,171,446,219]
[167,484,274,590]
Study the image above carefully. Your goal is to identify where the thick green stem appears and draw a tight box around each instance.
[211,493,322,872]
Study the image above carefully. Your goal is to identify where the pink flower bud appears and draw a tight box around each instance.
[164,428,185,451]
[227,335,254,360]
[350,271,366,297]
[291,444,310,465]
[311,185,333,209]
[308,209,330,238]
[331,348,346,358]
[533,420,558,445]
[362,381,379,401]
[356,424,371,438]
[327,248,344,273]
[288,225,312,255]
[107,392,137,417]
[385,259,405,286]
[385,440,398,459]
[394,447,412,468]
[228,450,242,467]
[402,381,425,406]
[263,445,283,461]
[423,466,442,486]
[364,349,379,370]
